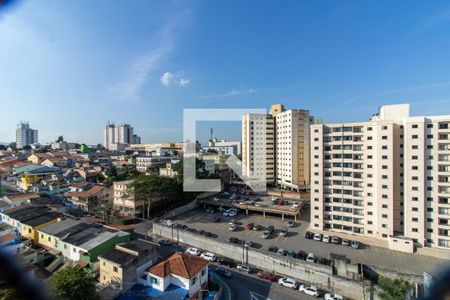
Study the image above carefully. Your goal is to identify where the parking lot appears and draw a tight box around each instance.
[173,206,448,276]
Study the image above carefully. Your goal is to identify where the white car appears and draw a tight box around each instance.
[325,293,344,300]
[322,235,330,243]
[299,285,319,297]
[278,277,297,289]
[163,219,174,226]
[254,201,262,207]
[185,247,202,256]
[229,224,238,231]
[313,233,322,241]
[213,197,220,201]
[229,211,237,217]
[236,264,251,273]
[306,253,315,263]
[229,220,236,226]
[200,252,216,262]
[292,202,299,208]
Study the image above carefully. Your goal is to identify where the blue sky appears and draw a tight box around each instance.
[1,1,450,145]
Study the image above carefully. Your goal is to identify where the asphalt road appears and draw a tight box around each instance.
[217,267,318,300]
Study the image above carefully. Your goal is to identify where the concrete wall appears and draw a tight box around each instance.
[153,223,368,300]
[161,192,215,220]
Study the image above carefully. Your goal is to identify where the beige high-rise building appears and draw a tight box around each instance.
[241,104,312,190]
[242,114,275,183]
[274,106,311,189]
[310,103,450,250]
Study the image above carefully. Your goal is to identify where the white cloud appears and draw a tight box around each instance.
[160,72,190,87]
[179,78,191,86]
[160,72,174,87]
[109,9,191,102]
[201,88,255,99]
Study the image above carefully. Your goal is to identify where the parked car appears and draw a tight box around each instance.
[313,233,322,241]
[296,250,307,260]
[252,224,261,231]
[254,201,263,207]
[342,239,350,246]
[228,210,237,217]
[287,250,295,258]
[299,285,319,297]
[227,237,239,244]
[185,247,202,256]
[246,223,254,230]
[292,202,299,208]
[316,257,331,265]
[262,230,271,239]
[229,224,238,231]
[223,210,230,217]
[351,240,360,249]
[215,267,232,278]
[305,231,314,239]
[322,235,330,243]
[158,239,171,246]
[287,220,295,228]
[278,277,297,289]
[257,271,277,282]
[218,258,235,268]
[229,220,237,225]
[279,228,288,237]
[331,236,340,244]
[306,253,315,263]
[200,252,217,262]
[268,245,278,253]
[325,293,344,300]
[236,264,251,273]
[276,248,287,256]
[267,225,275,233]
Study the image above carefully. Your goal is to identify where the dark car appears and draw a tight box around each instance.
[246,223,254,230]
[227,237,240,244]
[201,231,212,237]
[267,225,275,233]
[287,250,295,258]
[215,267,232,278]
[304,231,314,239]
[257,271,277,282]
[297,250,307,260]
[158,239,171,246]
[316,257,331,265]
[218,258,235,268]
[268,245,278,253]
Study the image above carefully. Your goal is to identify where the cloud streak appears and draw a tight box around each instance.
[201,88,255,99]
[109,9,190,102]
[160,71,190,87]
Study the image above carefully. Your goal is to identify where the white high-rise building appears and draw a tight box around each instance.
[310,103,450,251]
[104,123,137,149]
[16,122,38,148]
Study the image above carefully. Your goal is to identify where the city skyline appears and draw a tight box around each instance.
[2,1,450,144]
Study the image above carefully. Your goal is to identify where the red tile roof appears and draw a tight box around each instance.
[0,232,16,243]
[65,185,105,198]
[6,193,40,202]
[147,252,208,279]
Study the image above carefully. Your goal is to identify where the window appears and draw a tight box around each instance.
[113,266,118,273]
[150,276,159,284]
[201,269,206,276]
[192,277,197,285]
[412,124,418,129]
[412,135,418,139]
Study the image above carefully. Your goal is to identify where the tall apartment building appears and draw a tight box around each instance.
[242,114,275,183]
[16,122,38,148]
[241,104,311,189]
[310,104,450,250]
[104,123,139,149]
[273,105,311,189]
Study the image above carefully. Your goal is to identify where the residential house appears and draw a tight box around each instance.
[112,180,144,217]
[0,193,40,211]
[159,162,178,178]
[99,239,158,291]
[19,166,61,190]
[0,205,61,243]
[144,252,209,297]
[27,153,53,164]
[41,157,70,168]
[64,184,110,212]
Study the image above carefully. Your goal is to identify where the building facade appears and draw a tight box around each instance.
[104,123,138,149]
[310,104,450,250]
[16,122,38,148]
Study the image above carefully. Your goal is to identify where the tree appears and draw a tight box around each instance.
[22,145,31,150]
[0,145,6,151]
[105,165,118,178]
[7,143,16,151]
[56,135,64,142]
[96,144,105,150]
[206,148,218,153]
[146,165,160,174]
[377,276,411,300]
[48,265,98,300]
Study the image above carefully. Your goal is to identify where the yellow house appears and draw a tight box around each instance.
[1,205,61,243]
[27,153,53,164]
[37,219,82,250]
